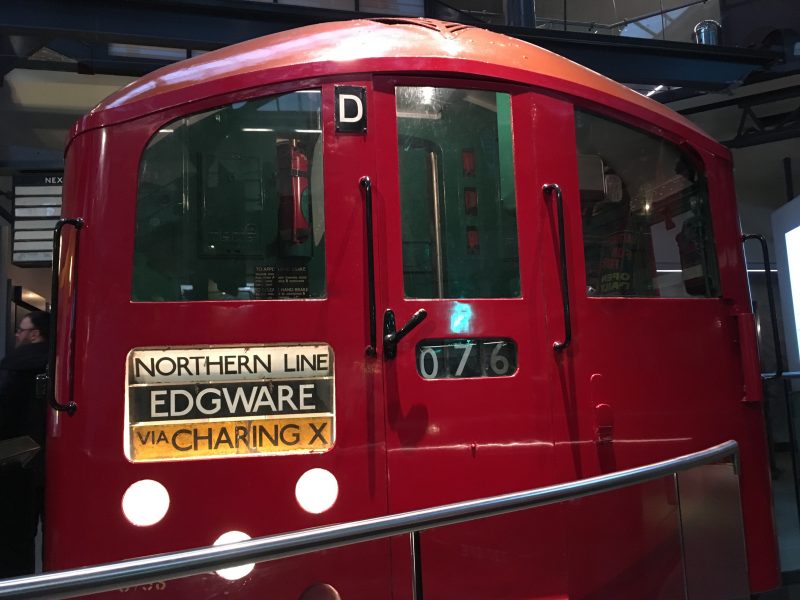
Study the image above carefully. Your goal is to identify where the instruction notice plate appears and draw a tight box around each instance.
[125,344,334,462]
[254,266,310,299]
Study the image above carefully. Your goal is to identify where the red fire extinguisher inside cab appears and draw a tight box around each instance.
[279,140,311,244]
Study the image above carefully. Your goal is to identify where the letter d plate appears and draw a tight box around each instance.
[335,86,367,133]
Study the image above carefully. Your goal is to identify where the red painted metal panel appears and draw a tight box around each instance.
[543,105,778,594]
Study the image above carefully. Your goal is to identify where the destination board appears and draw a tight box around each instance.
[126,344,334,462]
[131,416,332,461]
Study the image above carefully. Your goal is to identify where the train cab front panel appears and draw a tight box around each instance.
[46,18,778,599]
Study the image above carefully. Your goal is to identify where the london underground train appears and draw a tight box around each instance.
[45,17,777,598]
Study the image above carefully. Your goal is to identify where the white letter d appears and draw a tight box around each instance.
[339,94,363,123]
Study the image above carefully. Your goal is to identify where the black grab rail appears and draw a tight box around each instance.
[44,217,84,416]
[544,183,571,351]
[360,176,377,357]
[743,234,784,380]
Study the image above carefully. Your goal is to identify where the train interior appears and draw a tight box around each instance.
[574,110,719,299]
[133,90,326,302]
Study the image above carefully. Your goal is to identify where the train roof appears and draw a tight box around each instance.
[72,18,720,154]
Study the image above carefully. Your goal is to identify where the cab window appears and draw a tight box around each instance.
[132,90,325,301]
[396,87,520,299]
[575,109,720,298]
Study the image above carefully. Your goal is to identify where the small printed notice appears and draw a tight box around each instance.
[254,265,310,299]
[126,344,334,461]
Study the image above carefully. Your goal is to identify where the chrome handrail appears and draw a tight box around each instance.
[0,440,738,600]
[763,371,800,379]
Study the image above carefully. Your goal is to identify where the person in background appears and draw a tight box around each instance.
[0,311,49,577]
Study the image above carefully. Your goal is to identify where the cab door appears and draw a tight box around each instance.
[47,81,393,599]
[545,106,769,597]
[372,79,569,599]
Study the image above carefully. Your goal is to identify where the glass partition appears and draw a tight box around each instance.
[678,461,749,599]
[563,476,686,598]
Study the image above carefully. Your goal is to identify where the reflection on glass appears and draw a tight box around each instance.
[213,531,255,580]
[678,460,749,598]
[449,302,473,334]
[574,109,720,298]
[396,87,520,299]
[133,90,325,302]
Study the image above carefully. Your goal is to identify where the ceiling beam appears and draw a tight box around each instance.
[1,0,779,89]
[497,26,778,89]
[0,0,354,50]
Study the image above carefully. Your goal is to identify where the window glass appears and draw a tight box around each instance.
[396,87,520,298]
[575,109,720,298]
[133,90,325,301]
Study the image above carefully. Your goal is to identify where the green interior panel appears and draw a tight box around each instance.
[396,88,520,299]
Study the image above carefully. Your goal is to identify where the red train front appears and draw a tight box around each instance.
[46,18,778,599]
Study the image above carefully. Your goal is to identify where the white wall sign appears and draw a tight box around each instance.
[12,172,63,266]
[772,196,800,376]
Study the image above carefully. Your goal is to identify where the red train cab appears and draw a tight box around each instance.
[48,17,777,598]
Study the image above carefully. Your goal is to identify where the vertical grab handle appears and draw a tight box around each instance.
[45,217,84,415]
[360,177,377,357]
[544,183,571,351]
[742,234,783,380]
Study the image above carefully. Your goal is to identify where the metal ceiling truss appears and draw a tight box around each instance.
[1,0,778,90]
[679,84,800,147]
[727,97,800,148]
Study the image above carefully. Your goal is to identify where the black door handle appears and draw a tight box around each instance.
[47,217,84,415]
[360,176,377,357]
[383,308,427,359]
[743,234,783,379]
[544,183,571,351]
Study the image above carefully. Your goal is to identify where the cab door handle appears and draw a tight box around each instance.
[360,176,377,357]
[544,183,571,351]
[383,309,427,359]
[46,217,84,416]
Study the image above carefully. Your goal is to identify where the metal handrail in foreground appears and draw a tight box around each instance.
[764,371,800,379]
[0,440,739,600]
